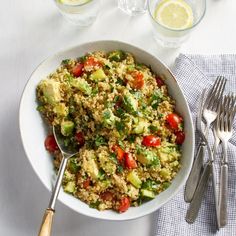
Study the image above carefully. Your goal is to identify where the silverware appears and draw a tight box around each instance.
[38,126,78,236]
[184,76,227,203]
[185,83,225,225]
[215,94,236,227]
[185,89,214,223]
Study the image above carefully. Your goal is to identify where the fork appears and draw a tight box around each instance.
[184,76,227,203]
[215,94,236,227]
[203,76,227,137]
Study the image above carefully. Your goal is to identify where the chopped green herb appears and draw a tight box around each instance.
[36,105,44,112]
[115,121,125,133]
[110,153,118,163]
[62,59,70,65]
[92,86,99,96]
[78,55,87,63]
[104,64,111,69]
[116,78,125,86]
[98,169,106,180]
[95,136,107,147]
[142,179,158,191]
[118,140,125,149]
[116,107,125,118]
[127,134,136,143]
[163,182,171,190]
[149,125,158,133]
[117,165,124,173]
[103,109,111,119]
[114,95,120,103]
[108,50,126,62]
[68,158,80,174]
[89,201,100,209]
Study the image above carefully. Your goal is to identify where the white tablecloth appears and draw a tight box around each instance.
[1,0,236,235]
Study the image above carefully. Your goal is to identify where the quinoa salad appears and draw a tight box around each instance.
[36,50,185,213]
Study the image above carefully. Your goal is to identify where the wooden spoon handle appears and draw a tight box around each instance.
[38,208,55,236]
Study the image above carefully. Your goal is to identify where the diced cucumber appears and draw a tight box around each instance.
[123,91,138,113]
[64,170,75,181]
[127,170,142,189]
[70,78,92,95]
[102,108,116,127]
[137,147,160,166]
[141,189,155,199]
[133,118,149,134]
[61,120,74,136]
[64,181,76,193]
[90,68,106,81]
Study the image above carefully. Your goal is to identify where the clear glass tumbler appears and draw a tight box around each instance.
[148,0,206,48]
[118,0,148,16]
[54,0,100,26]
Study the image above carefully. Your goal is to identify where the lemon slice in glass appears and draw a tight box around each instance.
[58,0,91,5]
[154,0,194,30]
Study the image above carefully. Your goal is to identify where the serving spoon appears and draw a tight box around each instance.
[38,126,78,236]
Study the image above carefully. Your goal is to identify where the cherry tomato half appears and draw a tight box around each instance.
[112,145,125,162]
[166,113,183,130]
[83,178,91,189]
[156,76,165,87]
[44,135,58,153]
[130,71,144,89]
[84,57,101,68]
[75,132,85,147]
[118,197,130,213]
[175,131,185,145]
[72,63,84,77]
[100,191,114,201]
[124,153,137,169]
[142,135,161,147]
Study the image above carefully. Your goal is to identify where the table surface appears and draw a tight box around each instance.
[1,0,236,235]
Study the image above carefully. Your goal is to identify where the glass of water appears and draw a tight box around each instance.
[118,0,148,16]
[148,0,206,48]
[54,0,100,26]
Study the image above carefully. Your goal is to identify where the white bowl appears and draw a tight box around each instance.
[19,40,194,221]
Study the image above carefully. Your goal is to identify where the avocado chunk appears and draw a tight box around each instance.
[39,79,62,104]
[123,91,138,113]
[82,150,99,180]
[137,147,160,166]
[61,120,75,136]
[141,189,155,199]
[70,78,92,95]
[102,108,116,127]
[53,103,68,117]
[160,168,171,180]
[108,50,126,62]
[90,68,106,81]
[127,170,142,188]
[64,181,76,193]
[133,118,149,134]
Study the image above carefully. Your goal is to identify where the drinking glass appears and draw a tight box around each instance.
[148,0,206,48]
[118,0,148,16]
[54,0,100,26]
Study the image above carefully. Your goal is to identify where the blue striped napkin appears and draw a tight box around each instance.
[153,54,236,236]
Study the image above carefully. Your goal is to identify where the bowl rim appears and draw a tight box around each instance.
[19,39,194,221]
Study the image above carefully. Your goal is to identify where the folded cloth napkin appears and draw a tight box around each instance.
[153,54,236,236]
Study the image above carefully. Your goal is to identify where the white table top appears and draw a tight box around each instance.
[1,0,236,235]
